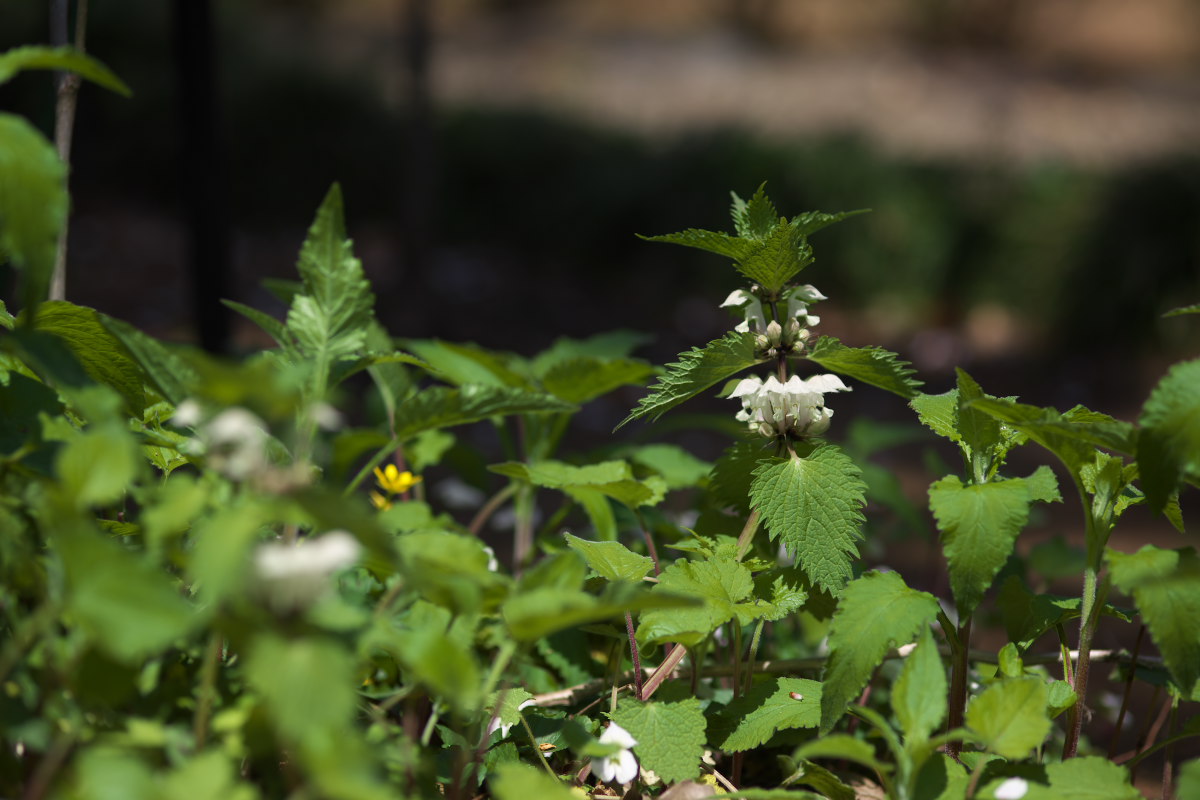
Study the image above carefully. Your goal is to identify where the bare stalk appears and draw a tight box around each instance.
[49,0,89,301]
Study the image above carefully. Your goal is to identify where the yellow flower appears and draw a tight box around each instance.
[373,464,422,495]
[369,491,393,511]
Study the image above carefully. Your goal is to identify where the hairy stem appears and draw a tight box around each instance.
[625,612,643,701]
[49,0,88,302]
[1064,564,1099,759]
[735,510,761,561]
[943,614,971,759]
[634,510,661,575]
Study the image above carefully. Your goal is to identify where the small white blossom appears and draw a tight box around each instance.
[312,402,344,431]
[721,289,767,333]
[171,399,204,427]
[994,777,1029,800]
[730,374,850,438]
[203,408,270,480]
[721,285,826,334]
[486,699,536,738]
[592,722,638,785]
[255,531,362,609]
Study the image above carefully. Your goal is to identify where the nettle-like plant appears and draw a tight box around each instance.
[3,44,1200,800]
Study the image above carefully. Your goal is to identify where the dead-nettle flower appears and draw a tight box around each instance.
[486,699,536,738]
[730,374,851,439]
[591,722,639,785]
[173,401,271,480]
[254,530,363,609]
[720,284,825,334]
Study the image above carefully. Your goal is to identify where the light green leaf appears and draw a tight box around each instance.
[1178,758,1200,800]
[222,300,290,349]
[404,339,530,389]
[187,502,268,604]
[731,183,779,240]
[805,336,922,399]
[393,625,482,713]
[285,184,375,368]
[490,762,577,800]
[610,697,706,783]
[891,625,946,743]
[966,677,1051,759]
[910,390,960,442]
[58,524,196,663]
[929,474,1039,617]
[564,532,653,582]
[1166,303,1200,317]
[397,530,506,615]
[627,443,711,490]
[956,369,1002,479]
[1137,358,1200,513]
[491,459,664,508]
[566,485,619,541]
[1107,545,1200,696]
[637,556,754,646]
[734,566,809,624]
[711,677,821,751]
[1017,756,1141,800]
[505,580,693,641]
[245,634,357,738]
[486,688,535,734]
[159,752,256,800]
[0,113,66,316]
[749,446,867,595]
[820,570,940,733]
[795,735,887,776]
[969,397,1135,476]
[393,385,573,441]
[33,301,146,415]
[541,356,654,404]
[0,45,131,94]
[619,331,764,428]
[57,425,141,508]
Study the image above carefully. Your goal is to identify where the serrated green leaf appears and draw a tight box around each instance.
[0,45,131,94]
[956,369,1003,480]
[393,385,573,441]
[929,474,1042,617]
[711,677,821,751]
[1017,756,1141,800]
[541,356,654,404]
[492,459,665,508]
[750,446,866,595]
[490,762,577,800]
[969,398,1135,476]
[610,697,706,783]
[820,571,940,733]
[0,113,66,316]
[789,208,870,237]
[404,339,530,389]
[32,301,145,415]
[564,532,653,582]
[731,183,779,240]
[222,300,291,348]
[486,688,535,732]
[1107,545,1200,696]
[637,556,753,646]
[805,336,922,399]
[619,331,764,428]
[639,228,756,261]
[892,625,946,743]
[910,390,960,442]
[1137,358,1200,513]
[99,315,198,406]
[733,221,812,293]
[734,566,809,624]
[285,184,375,369]
[966,677,1051,759]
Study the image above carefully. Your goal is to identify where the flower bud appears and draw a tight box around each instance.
[766,320,783,347]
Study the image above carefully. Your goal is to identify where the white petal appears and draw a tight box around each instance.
[171,399,203,427]
[794,284,827,302]
[994,777,1029,800]
[720,289,751,308]
[804,374,851,393]
[599,722,638,749]
[610,749,640,784]
[761,375,785,393]
[729,377,764,398]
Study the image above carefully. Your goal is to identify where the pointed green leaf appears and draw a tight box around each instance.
[222,300,291,349]
[639,228,756,261]
[564,532,653,582]
[637,556,753,646]
[731,184,779,240]
[393,624,482,713]
[1137,358,1200,513]
[0,46,131,95]
[1015,756,1141,800]
[1107,545,1200,695]
[910,390,960,442]
[619,331,764,428]
[1,113,67,316]
[491,459,665,508]
[541,356,654,404]
[891,626,947,743]
[795,735,888,776]
[996,575,1129,651]
[530,330,650,376]
[956,369,1003,478]
[789,208,870,237]
[99,315,198,406]
[966,677,1051,759]
[1165,303,1200,318]
[733,221,812,293]
[734,566,809,624]
[490,763,577,800]
[750,446,867,595]
[32,301,145,415]
[504,580,693,641]
[404,339,530,389]
[610,698,706,784]
[392,385,573,441]
[627,443,711,490]
[820,571,940,733]
[929,473,1046,617]
[711,677,821,751]
[1177,759,1200,800]
[805,336,922,399]
[969,398,1135,475]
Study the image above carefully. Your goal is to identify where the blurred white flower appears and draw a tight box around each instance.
[730,374,850,438]
[171,399,203,427]
[994,777,1029,799]
[255,530,362,609]
[312,402,344,431]
[203,408,270,480]
[592,722,638,784]
[486,699,536,738]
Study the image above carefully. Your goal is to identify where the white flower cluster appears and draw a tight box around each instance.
[721,284,825,334]
[254,530,362,610]
[173,400,270,480]
[730,373,850,439]
[591,722,638,784]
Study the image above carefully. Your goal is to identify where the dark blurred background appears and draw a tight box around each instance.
[3,0,1200,412]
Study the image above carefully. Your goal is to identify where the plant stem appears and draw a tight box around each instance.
[731,624,743,701]
[943,614,971,760]
[49,0,87,302]
[735,510,761,561]
[625,612,643,700]
[1108,624,1145,759]
[193,631,223,750]
[742,620,765,697]
[1063,563,1099,759]
[633,510,661,575]
[513,485,535,573]
[642,644,688,700]
[468,483,517,536]
[521,712,558,780]
[1162,700,1178,800]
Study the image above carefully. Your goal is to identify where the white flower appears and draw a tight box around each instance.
[486,699,536,738]
[730,373,850,438]
[721,289,767,333]
[721,285,826,333]
[254,531,362,609]
[171,399,204,427]
[592,722,638,784]
[994,777,1029,800]
[203,408,270,480]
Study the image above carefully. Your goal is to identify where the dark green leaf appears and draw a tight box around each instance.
[891,625,946,743]
[33,301,145,415]
[610,697,706,783]
[710,677,821,751]
[1137,358,1200,513]
[393,385,573,441]
[0,46,131,94]
[541,356,654,404]
[805,336,921,399]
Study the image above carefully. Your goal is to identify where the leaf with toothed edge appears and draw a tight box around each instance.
[804,336,921,399]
